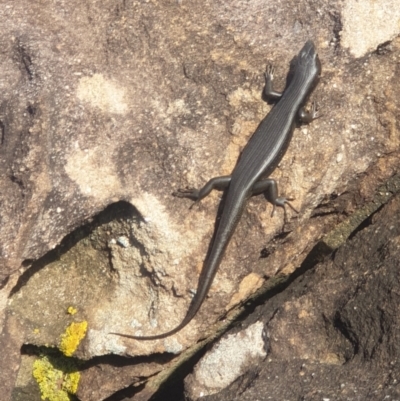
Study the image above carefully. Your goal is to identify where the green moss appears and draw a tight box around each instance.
[59,321,88,357]
[32,355,80,401]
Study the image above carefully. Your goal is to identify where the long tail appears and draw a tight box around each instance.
[110,191,247,340]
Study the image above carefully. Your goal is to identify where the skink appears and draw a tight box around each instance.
[113,40,321,340]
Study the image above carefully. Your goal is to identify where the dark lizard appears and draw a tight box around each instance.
[112,40,321,340]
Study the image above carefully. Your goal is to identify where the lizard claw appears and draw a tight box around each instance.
[265,64,275,80]
[172,188,200,208]
[173,187,197,197]
[271,197,299,223]
[310,100,322,120]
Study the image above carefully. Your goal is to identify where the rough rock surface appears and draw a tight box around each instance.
[189,192,400,401]
[1,0,400,400]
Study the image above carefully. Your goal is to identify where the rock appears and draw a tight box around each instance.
[1,0,400,400]
[186,193,400,400]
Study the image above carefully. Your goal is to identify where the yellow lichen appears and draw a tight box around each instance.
[59,321,88,357]
[67,306,77,315]
[33,355,80,401]
[63,371,80,394]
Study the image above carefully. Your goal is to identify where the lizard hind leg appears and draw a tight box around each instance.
[271,197,299,222]
[251,178,298,222]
